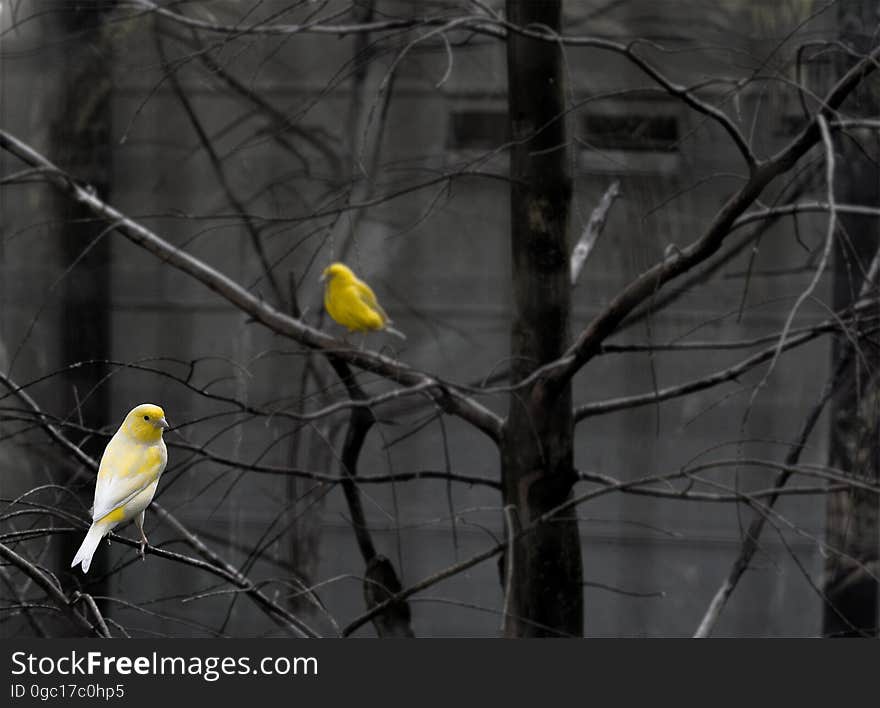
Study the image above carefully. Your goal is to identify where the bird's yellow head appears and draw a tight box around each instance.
[320,262,356,284]
[121,403,169,443]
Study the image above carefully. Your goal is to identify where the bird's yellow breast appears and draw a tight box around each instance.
[97,436,166,482]
[324,279,386,332]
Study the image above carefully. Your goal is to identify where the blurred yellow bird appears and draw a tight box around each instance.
[320,262,406,341]
[71,403,169,573]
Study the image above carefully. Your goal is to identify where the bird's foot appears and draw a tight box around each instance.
[138,538,148,561]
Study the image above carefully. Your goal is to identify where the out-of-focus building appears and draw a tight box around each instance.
[0,1,853,636]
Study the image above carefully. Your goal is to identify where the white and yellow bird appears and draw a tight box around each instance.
[71,403,169,573]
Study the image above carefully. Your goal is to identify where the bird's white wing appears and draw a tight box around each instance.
[91,433,167,522]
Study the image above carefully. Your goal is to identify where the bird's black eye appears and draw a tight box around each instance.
[143,415,150,421]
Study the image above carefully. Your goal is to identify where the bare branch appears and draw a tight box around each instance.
[152,507,321,637]
[0,129,503,442]
[500,504,517,635]
[693,112,876,636]
[570,181,620,286]
[0,543,103,637]
[733,202,880,230]
[326,357,415,637]
[122,1,447,37]
[128,5,760,166]
[576,307,876,421]
[157,31,287,309]
[545,42,880,391]
[739,115,839,415]
[71,591,112,638]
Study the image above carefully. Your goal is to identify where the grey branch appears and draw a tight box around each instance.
[500,504,518,635]
[570,181,620,286]
[0,129,502,443]
[693,117,879,636]
[575,305,876,421]
[0,543,106,637]
[545,42,880,390]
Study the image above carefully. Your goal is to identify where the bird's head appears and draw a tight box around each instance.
[122,403,169,443]
[320,262,355,284]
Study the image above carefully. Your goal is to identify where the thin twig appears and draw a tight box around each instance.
[576,312,876,421]
[0,543,101,636]
[72,591,112,638]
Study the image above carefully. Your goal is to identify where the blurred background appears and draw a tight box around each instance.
[1,0,879,637]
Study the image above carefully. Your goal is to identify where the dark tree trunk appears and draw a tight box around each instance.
[49,5,114,607]
[501,0,583,638]
[822,1,880,638]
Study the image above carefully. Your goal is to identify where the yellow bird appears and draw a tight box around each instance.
[71,403,169,573]
[320,262,406,341]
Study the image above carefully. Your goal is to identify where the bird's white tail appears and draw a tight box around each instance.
[384,326,407,340]
[71,523,106,573]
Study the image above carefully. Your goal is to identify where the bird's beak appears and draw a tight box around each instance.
[319,272,327,282]
[157,417,169,430]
